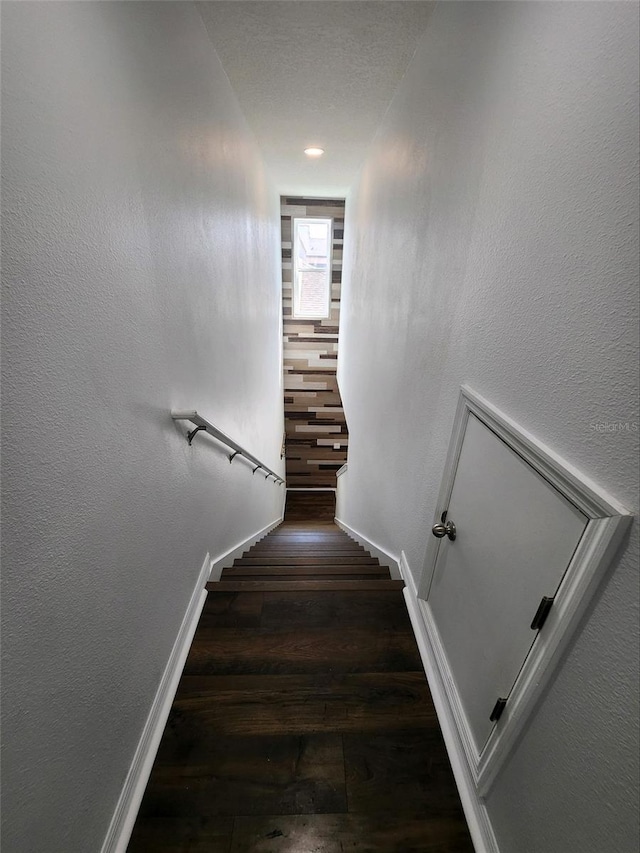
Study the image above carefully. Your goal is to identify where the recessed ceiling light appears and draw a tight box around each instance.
[304,147,325,158]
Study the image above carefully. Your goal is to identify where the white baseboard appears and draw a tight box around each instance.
[208,515,283,582]
[334,516,401,579]
[400,550,499,853]
[398,550,418,596]
[100,551,212,853]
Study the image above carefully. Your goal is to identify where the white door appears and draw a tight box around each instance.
[425,412,588,754]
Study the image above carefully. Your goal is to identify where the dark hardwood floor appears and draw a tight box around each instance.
[127,491,474,852]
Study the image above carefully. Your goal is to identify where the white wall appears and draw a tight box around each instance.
[338,3,639,851]
[1,4,283,851]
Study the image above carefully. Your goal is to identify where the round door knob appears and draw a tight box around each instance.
[432,520,456,541]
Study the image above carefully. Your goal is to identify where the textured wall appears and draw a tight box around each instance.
[338,2,639,851]
[281,198,348,487]
[1,4,283,852]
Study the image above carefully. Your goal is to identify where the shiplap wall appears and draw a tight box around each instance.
[281,197,348,488]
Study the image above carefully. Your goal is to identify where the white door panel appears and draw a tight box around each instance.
[428,413,588,753]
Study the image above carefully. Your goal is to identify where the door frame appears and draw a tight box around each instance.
[418,385,632,795]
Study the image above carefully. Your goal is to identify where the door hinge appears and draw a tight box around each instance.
[530,595,554,631]
[489,697,507,722]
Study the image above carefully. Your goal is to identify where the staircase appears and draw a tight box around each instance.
[127,490,474,852]
[208,525,404,593]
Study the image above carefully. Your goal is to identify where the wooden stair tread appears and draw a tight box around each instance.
[249,544,363,550]
[261,528,350,532]
[265,531,350,536]
[222,566,390,577]
[226,573,383,579]
[225,575,385,583]
[235,556,379,566]
[246,551,374,563]
[243,545,367,557]
[239,550,370,556]
[262,540,354,546]
[268,524,349,536]
[264,536,353,541]
[247,553,365,559]
[207,579,405,592]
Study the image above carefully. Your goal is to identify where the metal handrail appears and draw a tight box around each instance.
[171,410,284,485]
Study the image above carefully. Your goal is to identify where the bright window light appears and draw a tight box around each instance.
[292,218,333,319]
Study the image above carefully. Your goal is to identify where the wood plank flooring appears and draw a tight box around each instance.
[127,492,473,852]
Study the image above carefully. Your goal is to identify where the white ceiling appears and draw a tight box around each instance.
[197,1,435,198]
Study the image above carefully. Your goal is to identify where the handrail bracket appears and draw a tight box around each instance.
[187,425,208,445]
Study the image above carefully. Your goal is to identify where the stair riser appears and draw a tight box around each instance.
[238,551,374,563]
[207,580,405,592]
[261,538,354,543]
[222,575,386,583]
[222,567,389,577]
[260,528,350,532]
[257,543,355,548]
[249,545,363,550]
[234,558,380,566]
[227,563,388,570]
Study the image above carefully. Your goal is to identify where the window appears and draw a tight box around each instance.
[292,217,333,319]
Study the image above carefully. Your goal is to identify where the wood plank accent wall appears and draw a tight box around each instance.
[281,197,348,488]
